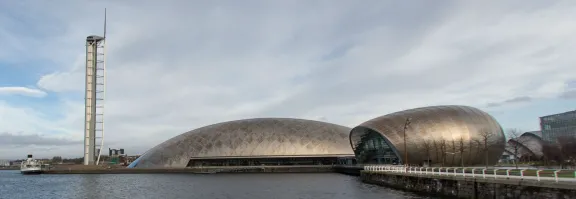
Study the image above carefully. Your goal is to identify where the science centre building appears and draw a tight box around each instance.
[129,105,506,168]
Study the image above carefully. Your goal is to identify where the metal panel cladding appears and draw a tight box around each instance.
[507,132,544,158]
[350,105,506,166]
[130,118,354,168]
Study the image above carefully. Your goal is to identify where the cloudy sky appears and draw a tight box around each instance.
[0,1,575,159]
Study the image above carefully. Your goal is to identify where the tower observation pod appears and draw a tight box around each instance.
[84,9,107,165]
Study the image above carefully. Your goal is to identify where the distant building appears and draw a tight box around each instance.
[10,160,22,166]
[0,160,10,167]
[502,131,544,163]
[540,110,576,142]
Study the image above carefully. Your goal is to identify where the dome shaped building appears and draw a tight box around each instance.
[129,118,354,168]
[349,105,506,167]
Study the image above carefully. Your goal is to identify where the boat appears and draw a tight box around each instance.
[20,154,43,175]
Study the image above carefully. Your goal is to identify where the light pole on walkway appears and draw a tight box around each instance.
[403,118,412,167]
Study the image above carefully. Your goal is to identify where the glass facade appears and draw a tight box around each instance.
[186,156,354,167]
[350,127,400,164]
[540,110,576,143]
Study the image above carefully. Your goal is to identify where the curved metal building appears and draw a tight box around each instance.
[506,131,544,160]
[350,105,506,166]
[129,118,354,168]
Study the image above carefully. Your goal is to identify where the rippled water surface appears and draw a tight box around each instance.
[0,170,434,199]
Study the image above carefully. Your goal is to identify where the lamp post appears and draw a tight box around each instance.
[403,117,412,167]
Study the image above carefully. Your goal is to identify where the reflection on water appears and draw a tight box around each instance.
[0,170,434,199]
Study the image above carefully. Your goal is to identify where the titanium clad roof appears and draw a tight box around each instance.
[506,131,545,158]
[351,105,506,166]
[130,118,353,168]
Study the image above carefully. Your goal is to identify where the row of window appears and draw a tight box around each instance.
[541,120,576,129]
[186,157,353,167]
[541,111,576,122]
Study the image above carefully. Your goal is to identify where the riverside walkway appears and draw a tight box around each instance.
[362,165,576,198]
[364,165,576,184]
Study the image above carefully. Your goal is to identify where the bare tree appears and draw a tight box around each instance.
[456,136,467,167]
[449,138,457,166]
[557,136,576,169]
[472,139,482,162]
[542,143,562,166]
[421,139,433,166]
[438,139,447,166]
[433,139,441,165]
[506,128,527,168]
[477,129,498,168]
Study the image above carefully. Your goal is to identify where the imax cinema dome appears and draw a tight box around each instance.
[350,105,506,167]
[129,118,354,168]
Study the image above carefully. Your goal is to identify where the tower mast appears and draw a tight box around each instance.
[84,8,107,165]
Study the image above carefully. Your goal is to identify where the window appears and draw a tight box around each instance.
[350,127,399,164]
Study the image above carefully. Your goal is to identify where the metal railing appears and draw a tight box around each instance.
[363,165,576,183]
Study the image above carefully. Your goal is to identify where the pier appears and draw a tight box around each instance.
[361,165,576,199]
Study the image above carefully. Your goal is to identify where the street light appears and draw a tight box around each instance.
[403,117,412,167]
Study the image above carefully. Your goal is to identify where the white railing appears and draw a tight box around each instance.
[363,165,576,183]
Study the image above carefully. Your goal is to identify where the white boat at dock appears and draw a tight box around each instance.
[20,154,43,175]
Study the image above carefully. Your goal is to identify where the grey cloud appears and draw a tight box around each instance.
[2,1,576,157]
[557,80,576,99]
[560,90,576,99]
[0,133,82,146]
[487,96,532,107]
[568,80,576,89]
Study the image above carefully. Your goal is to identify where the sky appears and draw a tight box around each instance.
[0,0,575,159]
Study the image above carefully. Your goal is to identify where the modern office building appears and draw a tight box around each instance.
[349,105,506,167]
[128,118,355,168]
[540,110,576,142]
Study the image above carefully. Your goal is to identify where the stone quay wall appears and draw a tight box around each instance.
[361,171,576,199]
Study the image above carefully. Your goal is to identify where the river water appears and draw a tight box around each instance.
[0,170,434,199]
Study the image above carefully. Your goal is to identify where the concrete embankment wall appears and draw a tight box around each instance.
[332,165,363,176]
[361,171,576,199]
[43,165,334,174]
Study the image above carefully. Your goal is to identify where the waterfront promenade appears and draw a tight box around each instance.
[361,165,576,198]
[364,165,576,184]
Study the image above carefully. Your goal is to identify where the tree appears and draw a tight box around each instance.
[472,139,482,161]
[449,138,457,166]
[456,136,467,167]
[433,139,448,166]
[51,156,63,164]
[477,129,499,168]
[421,139,433,166]
[505,128,527,168]
[557,136,576,168]
[432,139,440,164]
[542,143,562,166]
